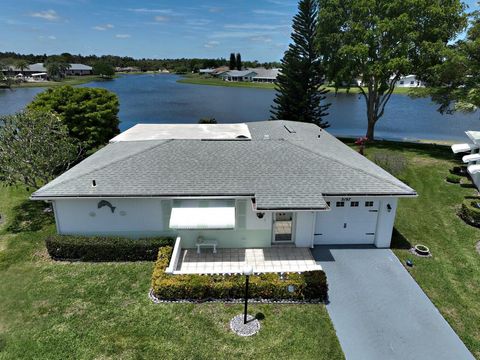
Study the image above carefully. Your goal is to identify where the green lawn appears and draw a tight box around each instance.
[11,75,110,88]
[1,141,479,359]
[357,141,480,358]
[0,187,343,360]
[177,74,415,94]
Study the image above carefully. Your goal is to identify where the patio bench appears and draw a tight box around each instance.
[196,237,218,254]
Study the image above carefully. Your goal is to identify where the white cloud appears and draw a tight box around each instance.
[92,23,114,31]
[253,9,290,16]
[204,40,220,48]
[115,33,131,38]
[154,15,169,22]
[224,23,288,30]
[250,36,272,43]
[208,7,223,13]
[187,19,211,27]
[29,9,59,21]
[211,31,274,39]
[38,35,57,40]
[128,8,172,14]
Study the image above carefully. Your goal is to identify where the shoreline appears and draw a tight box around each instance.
[9,75,114,88]
[177,74,416,94]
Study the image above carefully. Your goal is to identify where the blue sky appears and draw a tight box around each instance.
[1,0,478,62]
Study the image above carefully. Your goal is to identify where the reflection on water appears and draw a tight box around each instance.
[0,74,478,141]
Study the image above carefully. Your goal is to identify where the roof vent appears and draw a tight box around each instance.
[263,134,270,140]
[92,180,97,187]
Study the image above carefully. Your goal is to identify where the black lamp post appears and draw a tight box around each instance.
[243,265,254,324]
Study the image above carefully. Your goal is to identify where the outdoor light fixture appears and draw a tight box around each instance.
[387,204,392,212]
[243,264,254,324]
[256,212,265,219]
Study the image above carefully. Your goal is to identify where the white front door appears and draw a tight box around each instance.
[314,199,379,245]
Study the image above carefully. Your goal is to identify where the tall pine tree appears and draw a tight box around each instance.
[229,53,236,70]
[271,0,330,128]
[235,53,242,70]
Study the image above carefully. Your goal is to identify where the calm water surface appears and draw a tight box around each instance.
[0,73,478,141]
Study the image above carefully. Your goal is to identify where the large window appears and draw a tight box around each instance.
[351,201,359,207]
[336,201,345,207]
[365,201,374,207]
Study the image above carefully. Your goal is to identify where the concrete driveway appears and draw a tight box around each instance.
[312,246,474,360]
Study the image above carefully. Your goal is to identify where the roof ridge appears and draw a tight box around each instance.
[285,138,415,194]
[33,140,172,196]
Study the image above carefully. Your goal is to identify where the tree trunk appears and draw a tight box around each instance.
[366,119,375,140]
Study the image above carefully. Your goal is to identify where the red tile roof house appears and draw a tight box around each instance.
[31,121,416,274]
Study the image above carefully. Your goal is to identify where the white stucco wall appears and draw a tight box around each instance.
[53,198,166,237]
[294,212,315,248]
[374,197,398,248]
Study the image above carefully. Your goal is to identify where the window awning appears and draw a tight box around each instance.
[463,153,480,163]
[468,164,480,175]
[169,199,235,230]
[451,143,478,154]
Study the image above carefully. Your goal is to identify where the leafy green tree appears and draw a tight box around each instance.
[0,111,82,190]
[229,53,236,70]
[271,0,330,128]
[45,61,71,81]
[28,86,120,152]
[235,53,242,70]
[15,59,29,72]
[317,0,467,140]
[92,61,115,78]
[413,12,480,114]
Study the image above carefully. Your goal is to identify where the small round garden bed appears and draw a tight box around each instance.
[458,199,480,228]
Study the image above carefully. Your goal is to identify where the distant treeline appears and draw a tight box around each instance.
[0,52,281,73]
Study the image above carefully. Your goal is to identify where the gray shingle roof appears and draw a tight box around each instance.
[32,121,416,209]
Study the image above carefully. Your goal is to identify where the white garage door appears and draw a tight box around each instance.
[314,200,379,245]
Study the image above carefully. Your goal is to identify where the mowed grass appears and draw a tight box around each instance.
[177,74,416,94]
[0,187,343,360]
[356,141,480,358]
[11,75,110,88]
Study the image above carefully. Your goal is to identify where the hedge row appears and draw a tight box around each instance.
[151,247,328,301]
[46,235,174,261]
[459,199,480,228]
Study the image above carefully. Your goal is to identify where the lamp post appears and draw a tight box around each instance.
[243,264,254,324]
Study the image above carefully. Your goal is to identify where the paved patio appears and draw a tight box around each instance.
[173,247,322,274]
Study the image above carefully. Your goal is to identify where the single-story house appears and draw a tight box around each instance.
[250,68,280,83]
[199,68,215,75]
[395,75,424,88]
[5,63,93,77]
[219,70,257,82]
[32,121,416,270]
[452,130,480,190]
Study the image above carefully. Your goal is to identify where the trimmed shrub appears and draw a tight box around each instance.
[459,199,480,228]
[151,247,328,301]
[450,166,467,176]
[46,235,174,261]
[372,152,407,176]
[446,174,462,184]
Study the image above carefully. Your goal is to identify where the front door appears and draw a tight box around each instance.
[272,212,294,243]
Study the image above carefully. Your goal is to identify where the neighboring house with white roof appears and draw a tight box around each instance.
[250,68,280,83]
[395,75,424,88]
[219,70,258,82]
[32,120,416,269]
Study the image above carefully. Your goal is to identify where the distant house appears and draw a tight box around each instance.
[219,70,258,82]
[5,63,92,77]
[395,75,424,88]
[211,66,230,77]
[199,68,215,75]
[115,66,140,73]
[250,68,280,83]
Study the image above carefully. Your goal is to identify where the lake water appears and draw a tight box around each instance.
[0,73,478,141]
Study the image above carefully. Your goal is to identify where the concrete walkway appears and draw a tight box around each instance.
[312,246,474,360]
